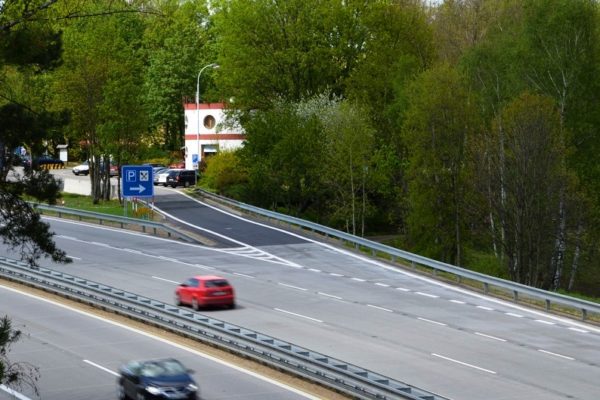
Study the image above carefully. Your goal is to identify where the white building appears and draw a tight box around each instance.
[183,102,245,170]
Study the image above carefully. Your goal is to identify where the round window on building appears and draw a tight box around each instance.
[203,115,216,129]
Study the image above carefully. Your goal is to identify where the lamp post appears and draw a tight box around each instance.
[195,63,219,170]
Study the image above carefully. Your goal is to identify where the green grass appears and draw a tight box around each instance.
[45,193,157,220]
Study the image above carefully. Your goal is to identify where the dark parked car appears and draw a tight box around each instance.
[166,169,197,188]
[118,358,198,400]
[32,155,64,169]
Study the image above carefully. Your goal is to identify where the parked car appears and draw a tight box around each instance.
[72,161,89,175]
[175,275,235,310]
[169,161,185,169]
[32,155,64,169]
[154,168,174,186]
[117,358,198,400]
[166,169,197,188]
[109,164,119,177]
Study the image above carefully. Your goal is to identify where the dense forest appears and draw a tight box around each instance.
[1,0,600,297]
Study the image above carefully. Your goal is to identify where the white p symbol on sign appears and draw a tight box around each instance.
[127,170,136,181]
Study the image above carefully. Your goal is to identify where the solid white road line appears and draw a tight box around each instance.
[83,359,119,376]
[432,353,496,374]
[0,384,33,400]
[0,284,321,399]
[450,299,466,304]
[476,306,494,311]
[274,308,323,323]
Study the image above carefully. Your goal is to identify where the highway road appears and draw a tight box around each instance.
[2,183,600,399]
[0,284,320,400]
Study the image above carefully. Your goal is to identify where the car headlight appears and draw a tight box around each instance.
[145,386,161,395]
[186,383,198,391]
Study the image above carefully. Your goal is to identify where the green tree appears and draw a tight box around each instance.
[401,64,479,265]
[52,5,147,202]
[142,0,212,150]
[474,93,567,286]
[239,100,326,215]
[320,98,376,236]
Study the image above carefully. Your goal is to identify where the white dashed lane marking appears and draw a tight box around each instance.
[83,359,119,376]
[152,276,180,284]
[233,272,255,278]
[367,304,393,312]
[278,283,308,291]
[418,317,447,326]
[432,353,496,374]
[537,349,575,361]
[475,332,507,342]
[318,292,342,300]
[274,308,323,323]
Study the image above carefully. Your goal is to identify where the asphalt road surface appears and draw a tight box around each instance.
[0,284,321,400]
[2,187,599,400]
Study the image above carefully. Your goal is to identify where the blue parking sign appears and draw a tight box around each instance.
[122,165,154,198]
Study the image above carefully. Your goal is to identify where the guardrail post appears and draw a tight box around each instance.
[545,299,551,311]
[457,275,462,284]
[432,268,437,277]
[582,309,587,321]
[143,226,146,233]
[513,290,518,303]
[411,261,415,270]
[483,282,489,295]
[99,219,103,225]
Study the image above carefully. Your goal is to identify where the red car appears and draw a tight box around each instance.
[175,275,235,310]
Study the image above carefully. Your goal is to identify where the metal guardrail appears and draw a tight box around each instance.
[195,189,600,322]
[0,257,447,400]
[31,203,198,244]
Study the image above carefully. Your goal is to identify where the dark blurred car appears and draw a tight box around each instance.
[175,275,235,310]
[32,155,64,169]
[166,169,196,188]
[117,358,198,400]
[12,153,31,167]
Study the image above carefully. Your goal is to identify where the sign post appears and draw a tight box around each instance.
[121,165,154,218]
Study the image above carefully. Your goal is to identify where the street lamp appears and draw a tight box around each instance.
[195,63,219,170]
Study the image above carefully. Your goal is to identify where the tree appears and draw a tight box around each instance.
[142,0,212,150]
[320,98,376,236]
[239,100,326,214]
[401,64,479,265]
[0,316,39,397]
[474,93,567,286]
[52,5,147,202]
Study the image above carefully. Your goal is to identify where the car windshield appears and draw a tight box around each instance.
[205,279,229,288]
[139,360,187,377]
